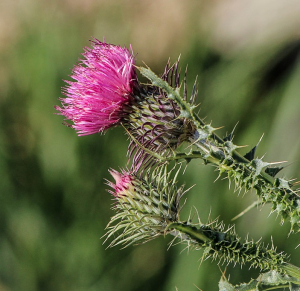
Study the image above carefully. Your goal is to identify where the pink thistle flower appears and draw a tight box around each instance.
[55,39,139,136]
[56,39,197,173]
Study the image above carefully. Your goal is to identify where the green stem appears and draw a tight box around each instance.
[167,222,300,284]
[167,222,211,243]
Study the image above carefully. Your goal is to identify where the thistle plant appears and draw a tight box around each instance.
[56,38,300,290]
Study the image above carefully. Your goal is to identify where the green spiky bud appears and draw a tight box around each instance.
[105,166,184,247]
[125,61,196,172]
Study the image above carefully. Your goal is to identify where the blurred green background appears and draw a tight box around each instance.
[1,1,300,290]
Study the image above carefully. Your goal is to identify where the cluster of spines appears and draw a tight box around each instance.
[126,60,196,173]
[170,220,287,273]
[224,158,300,231]
[104,166,185,247]
[198,125,300,233]
[217,136,300,232]
[138,65,300,233]
[127,92,192,172]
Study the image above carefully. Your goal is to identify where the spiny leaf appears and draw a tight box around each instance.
[243,135,264,161]
[223,132,233,142]
[244,145,257,161]
[265,166,284,177]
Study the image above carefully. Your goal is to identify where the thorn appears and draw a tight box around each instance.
[223,133,233,142]
[244,134,264,161]
[212,125,225,132]
[193,284,203,291]
[257,133,265,145]
[267,160,287,166]
[224,122,239,141]
[231,200,264,221]
[244,146,257,161]
[183,65,188,101]
[190,76,198,104]
[235,144,248,149]
[292,180,300,186]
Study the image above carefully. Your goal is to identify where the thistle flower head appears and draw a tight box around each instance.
[105,166,185,247]
[55,39,197,173]
[127,60,197,172]
[55,39,139,136]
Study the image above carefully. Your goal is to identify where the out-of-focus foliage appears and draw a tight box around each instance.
[1,1,300,290]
